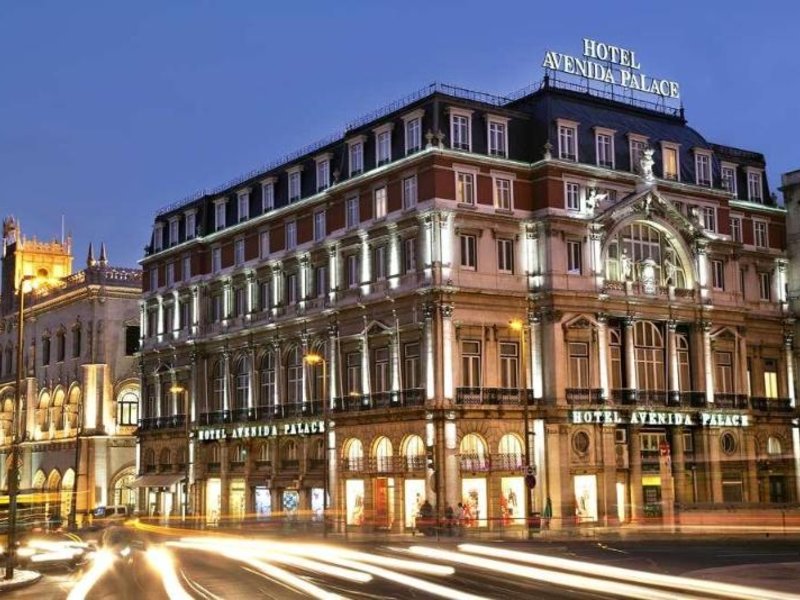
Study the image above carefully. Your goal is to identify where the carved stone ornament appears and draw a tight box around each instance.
[640,148,655,183]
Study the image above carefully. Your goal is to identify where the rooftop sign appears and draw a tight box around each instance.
[543,38,680,100]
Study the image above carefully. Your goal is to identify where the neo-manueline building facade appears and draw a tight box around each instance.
[138,76,799,530]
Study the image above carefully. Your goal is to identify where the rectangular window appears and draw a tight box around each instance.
[179,299,190,329]
[558,124,577,160]
[497,239,514,273]
[460,234,477,270]
[314,265,327,298]
[451,114,471,151]
[349,141,363,176]
[702,206,717,232]
[711,259,724,290]
[404,342,420,389]
[402,175,417,210]
[212,246,222,272]
[234,286,246,316]
[72,328,81,357]
[695,153,712,187]
[169,219,179,246]
[261,181,275,211]
[565,182,581,211]
[569,342,590,388]
[237,192,250,222]
[456,171,475,205]
[714,351,733,393]
[374,245,387,280]
[403,237,417,273]
[288,171,301,202]
[567,240,582,274]
[42,338,50,366]
[376,130,392,165]
[153,225,163,251]
[316,160,330,191]
[259,280,271,311]
[214,202,226,230]
[722,166,737,195]
[373,347,389,393]
[166,262,175,286]
[596,133,613,167]
[181,255,191,281]
[730,217,742,243]
[346,352,362,394]
[754,221,768,248]
[149,267,158,290]
[748,171,763,202]
[313,210,326,242]
[185,212,196,240]
[346,196,360,229]
[286,273,298,305]
[125,325,140,355]
[374,186,387,219]
[346,255,359,288]
[764,359,778,398]
[461,340,481,387]
[488,120,507,157]
[211,292,223,322]
[499,342,518,388]
[663,146,679,180]
[405,117,421,154]
[234,239,245,266]
[759,272,771,301]
[494,177,512,210]
[630,138,646,173]
[286,221,297,250]
[260,231,270,259]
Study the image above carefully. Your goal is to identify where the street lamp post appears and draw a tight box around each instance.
[509,318,534,537]
[170,385,190,524]
[303,353,328,538]
[5,275,39,580]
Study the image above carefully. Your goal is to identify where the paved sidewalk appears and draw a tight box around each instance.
[686,562,800,596]
[0,570,42,592]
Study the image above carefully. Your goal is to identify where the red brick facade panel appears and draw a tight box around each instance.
[220,242,234,269]
[245,232,259,261]
[297,214,312,245]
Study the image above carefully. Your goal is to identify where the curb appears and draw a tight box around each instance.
[0,571,43,592]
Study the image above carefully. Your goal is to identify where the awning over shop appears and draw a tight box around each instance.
[131,474,184,488]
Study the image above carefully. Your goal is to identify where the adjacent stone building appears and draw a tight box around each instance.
[0,218,141,524]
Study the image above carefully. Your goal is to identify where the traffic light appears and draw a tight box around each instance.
[425,446,435,473]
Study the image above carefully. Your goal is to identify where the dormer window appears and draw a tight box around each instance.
[153,223,164,252]
[557,119,579,161]
[168,218,179,247]
[214,199,227,231]
[288,168,302,202]
[402,109,424,155]
[661,142,680,181]
[261,178,276,212]
[184,210,196,240]
[628,134,648,173]
[721,163,737,195]
[315,154,331,191]
[237,191,250,222]
[594,127,615,168]
[487,115,509,158]
[348,136,365,176]
[450,108,473,152]
[694,150,712,187]
[747,169,763,202]
[374,124,393,166]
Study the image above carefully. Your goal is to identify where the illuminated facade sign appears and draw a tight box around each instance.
[570,409,749,427]
[542,38,680,99]
[196,419,325,441]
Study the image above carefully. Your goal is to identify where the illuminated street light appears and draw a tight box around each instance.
[303,352,329,537]
[5,275,42,580]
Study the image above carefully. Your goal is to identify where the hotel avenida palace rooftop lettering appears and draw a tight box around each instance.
[572,410,749,427]
[543,38,681,99]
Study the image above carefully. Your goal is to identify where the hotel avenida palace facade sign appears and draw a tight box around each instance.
[137,45,799,531]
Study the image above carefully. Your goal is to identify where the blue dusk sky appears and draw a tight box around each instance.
[1,1,798,269]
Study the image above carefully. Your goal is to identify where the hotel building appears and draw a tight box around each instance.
[138,75,799,529]
[0,218,142,524]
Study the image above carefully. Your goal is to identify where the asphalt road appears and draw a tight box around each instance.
[6,531,800,599]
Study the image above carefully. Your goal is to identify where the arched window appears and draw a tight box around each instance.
[605,221,688,288]
[283,440,298,463]
[211,360,225,412]
[308,343,327,403]
[259,351,276,410]
[67,386,81,429]
[767,436,782,456]
[344,438,364,471]
[676,334,691,391]
[286,346,302,406]
[38,391,52,431]
[634,321,665,391]
[460,433,488,471]
[234,357,250,411]
[374,436,393,472]
[208,444,220,464]
[52,388,65,430]
[177,447,187,467]
[498,434,523,470]
[257,442,271,464]
[403,434,425,470]
[231,443,246,464]
[144,448,156,472]
[159,447,171,468]
[117,389,139,426]
[313,438,324,461]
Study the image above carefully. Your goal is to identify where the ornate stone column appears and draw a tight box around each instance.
[623,317,637,394]
[222,350,231,412]
[596,314,609,401]
[530,310,543,399]
[156,295,165,340]
[441,303,454,403]
[701,321,714,404]
[785,334,796,407]
[629,428,644,521]
[423,303,435,402]
[667,320,680,404]
[327,245,339,305]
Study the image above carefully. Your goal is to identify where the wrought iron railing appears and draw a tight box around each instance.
[713,393,749,409]
[750,397,793,412]
[565,388,605,405]
[454,387,534,406]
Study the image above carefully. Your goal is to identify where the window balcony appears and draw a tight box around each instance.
[139,415,186,431]
[459,454,490,472]
[332,388,424,413]
[749,397,793,412]
[455,387,534,406]
[712,393,749,409]
[341,457,365,472]
[491,453,524,471]
[565,388,605,405]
